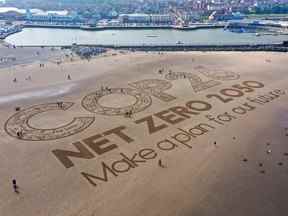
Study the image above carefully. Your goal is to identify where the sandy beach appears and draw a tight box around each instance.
[0,42,68,69]
[0,50,288,216]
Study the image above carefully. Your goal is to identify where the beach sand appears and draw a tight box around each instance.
[0,42,69,69]
[0,51,288,216]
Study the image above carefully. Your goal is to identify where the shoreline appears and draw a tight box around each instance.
[18,41,288,52]
[0,23,225,40]
[0,43,287,73]
[2,19,287,40]
[23,23,225,31]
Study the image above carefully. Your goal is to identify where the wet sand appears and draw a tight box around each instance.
[0,42,68,69]
[0,51,288,216]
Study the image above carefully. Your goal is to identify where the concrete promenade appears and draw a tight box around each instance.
[19,41,288,52]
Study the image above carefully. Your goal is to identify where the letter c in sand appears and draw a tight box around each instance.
[4,102,95,141]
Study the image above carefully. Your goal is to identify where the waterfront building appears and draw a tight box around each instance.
[150,14,173,24]
[0,24,22,39]
[207,3,227,12]
[209,10,244,21]
[119,13,173,24]
[180,13,197,22]
[25,9,81,23]
[119,14,150,23]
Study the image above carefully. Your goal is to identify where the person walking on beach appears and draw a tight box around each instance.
[12,179,19,193]
[57,102,63,109]
[16,129,23,138]
[158,159,166,168]
[67,74,71,80]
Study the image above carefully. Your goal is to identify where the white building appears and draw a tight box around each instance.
[207,3,226,11]
[119,14,150,23]
[150,14,173,23]
[119,14,173,24]
[26,9,80,23]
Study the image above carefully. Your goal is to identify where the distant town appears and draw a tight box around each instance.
[0,0,288,40]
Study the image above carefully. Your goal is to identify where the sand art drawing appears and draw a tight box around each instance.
[128,79,176,102]
[4,71,241,141]
[164,70,239,92]
[81,87,152,115]
[4,102,95,141]
[199,70,240,81]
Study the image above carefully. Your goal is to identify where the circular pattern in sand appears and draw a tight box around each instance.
[81,88,152,116]
[200,70,240,81]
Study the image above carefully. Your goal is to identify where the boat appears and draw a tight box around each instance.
[146,35,158,38]
[80,25,105,30]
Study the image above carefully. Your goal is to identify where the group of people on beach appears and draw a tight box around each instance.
[12,74,71,83]
[158,68,175,76]
[0,56,16,63]
[57,101,64,108]
[16,129,23,138]
[100,86,112,92]
[125,110,133,118]
[13,76,32,83]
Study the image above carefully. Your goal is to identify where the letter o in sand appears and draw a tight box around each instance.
[186,100,212,111]
[220,88,244,97]
[201,70,240,81]
[82,88,152,116]
[243,81,264,88]
[232,107,247,115]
